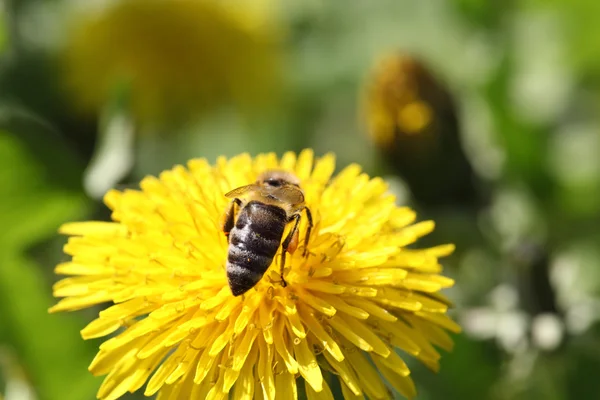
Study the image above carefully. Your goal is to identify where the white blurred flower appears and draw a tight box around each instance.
[461,284,531,353]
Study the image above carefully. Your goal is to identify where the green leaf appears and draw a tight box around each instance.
[0,128,99,400]
[0,253,101,400]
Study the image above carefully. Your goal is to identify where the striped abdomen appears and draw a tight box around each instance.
[226,201,287,296]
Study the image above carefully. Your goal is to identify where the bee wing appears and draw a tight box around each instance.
[224,184,261,199]
[225,183,305,204]
[268,185,305,204]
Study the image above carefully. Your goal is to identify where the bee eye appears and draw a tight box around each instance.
[265,178,282,187]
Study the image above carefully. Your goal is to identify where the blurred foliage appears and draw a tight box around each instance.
[0,127,99,400]
[0,12,5,53]
[2,0,600,399]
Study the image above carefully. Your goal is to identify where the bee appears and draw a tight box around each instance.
[221,170,313,296]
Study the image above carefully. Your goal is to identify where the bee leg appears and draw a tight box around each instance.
[302,207,313,256]
[280,214,301,287]
[221,198,241,242]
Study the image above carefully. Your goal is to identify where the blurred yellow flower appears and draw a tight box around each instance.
[51,149,460,399]
[62,0,282,121]
[363,54,454,149]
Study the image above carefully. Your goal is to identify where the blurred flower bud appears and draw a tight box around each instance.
[61,0,283,123]
[363,53,481,208]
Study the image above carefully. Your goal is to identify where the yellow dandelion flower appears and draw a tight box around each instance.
[62,0,282,121]
[50,149,460,400]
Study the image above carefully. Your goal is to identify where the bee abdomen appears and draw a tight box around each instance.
[226,245,276,296]
[226,263,264,296]
[235,202,286,240]
[229,227,280,257]
[226,202,287,296]
[227,245,273,273]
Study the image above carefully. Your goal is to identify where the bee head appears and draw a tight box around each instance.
[257,170,301,188]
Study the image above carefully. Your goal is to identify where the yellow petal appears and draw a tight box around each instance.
[285,309,307,339]
[59,221,127,237]
[144,356,179,395]
[165,347,199,385]
[294,338,323,392]
[81,318,122,339]
[273,318,299,374]
[306,378,334,400]
[317,294,369,320]
[310,153,336,186]
[279,151,297,170]
[340,382,365,400]
[274,370,297,400]
[55,262,111,276]
[296,289,336,317]
[345,350,390,400]
[345,298,397,322]
[295,148,314,181]
[302,279,346,294]
[193,348,218,384]
[257,339,276,400]
[414,311,462,333]
[322,352,362,396]
[372,357,417,399]
[232,328,259,371]
[297,305,344,362]
[328,315,390,356]
[258,299,276,344]
[232,346,257,400]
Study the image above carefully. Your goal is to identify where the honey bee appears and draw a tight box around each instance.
[221,171,313,296]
